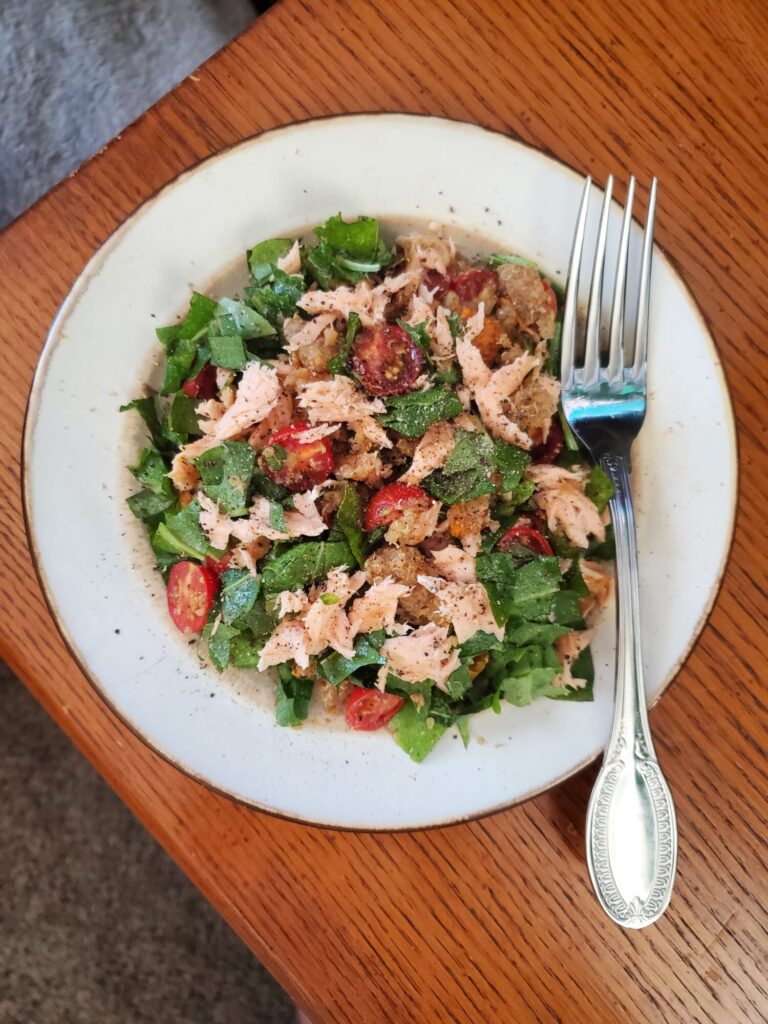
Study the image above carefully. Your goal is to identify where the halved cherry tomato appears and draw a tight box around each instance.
[345,687,405,730]
[449,268,498,303]
[498,524,553,557]
[204,552,232,577]
[352,324,424,395]
[532,419,564,463]
[364,483,431,531]
[422,268,451,297]
[261,424,334,493]
[182,363,217,399]
[167,561,218,633]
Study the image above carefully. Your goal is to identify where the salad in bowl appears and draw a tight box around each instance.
[123,214,614,761]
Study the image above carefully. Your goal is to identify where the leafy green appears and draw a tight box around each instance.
[262,540,354,595]
[476,553,562,624]
[557,402,580,451]
[319,632,386,686]
[389,701,446,763]
[585,464,615,513]
[120,397,173,455]
[492,440,530,491]
[378,387,462,438]
[194,441,255,517]
[157,292,217,395]
[487,253,539,268]
[423,429,530,506]
[168,393,202,437]
[305,214,392,287]
[546,322,562,376]
[220,569,261,625]
[209,335,248,370]
[442,663,473,700]
[202,622,240,672]
[230,597,276,641]
[396,320,432,366]
[504,620,569,645]
[246,269,305,324]
[152,499,215,560]
[247,238,292,284]
[126,488,176,522]
[211,297,276,339]
[328,312,361,376]
[268,500,287,534]
[331,484,366,568]
[129,447,172,496]
[275,664,313,726]
[459,630,504,660]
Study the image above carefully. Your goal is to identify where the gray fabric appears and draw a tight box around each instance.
[0,664,296,1023]
[0,0,255,226]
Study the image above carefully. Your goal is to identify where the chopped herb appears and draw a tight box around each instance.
[378,387,463,438]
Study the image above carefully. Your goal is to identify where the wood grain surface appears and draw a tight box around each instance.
[2,1,767,1021]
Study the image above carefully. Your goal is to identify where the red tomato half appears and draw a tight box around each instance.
[532,419,565,464]
[182,363,217,399]
[352,324,424,395]
[364,483,431,531]
[449,268,498,303]
[167,561,218,633]
[345,687,405,730]
[204,552,232,577]
[422,268,451,297]
[261,424,334,493]
[498,525,553,557]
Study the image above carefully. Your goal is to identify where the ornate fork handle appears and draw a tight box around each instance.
[585,453,678,928]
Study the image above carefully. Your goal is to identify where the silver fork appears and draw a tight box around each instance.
[561,175,677,928]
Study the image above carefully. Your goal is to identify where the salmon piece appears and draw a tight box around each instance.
[297,271,420,326]
[455,333,540,449]
[526,465,605,549]
[379,623,460,690]
[428,545,477,583]
[579,560,613,620]
[297,377,386,423]
[171,362,281,479]
[432,307,455,369]
[197,493,235,550]
[276,590,311,618]
[204,490,326,546]
[349,416,393,452]
[348,576,412,635]
[168,456,200,493]
[284,313,336,353]
[496,263,557,341]
[276,239,302,275]
[303,568,365,659]
[258,618,311,671]
[384,500,442,546]
[417,576,503,643]
[503,374,560,446]
[396,232,455,276]
[247,392,294,450]
[446,494,493,557]
[336,450,392,488]
[554,629,593,689]
[229,538,270,574]
[399,421,455,485]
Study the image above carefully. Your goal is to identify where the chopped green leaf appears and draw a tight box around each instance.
[194,441,255,517]
[328,312,361,375]
[126,488,176,522]
[168,393,202,437]
[202,622,240,672]
[209,335,247,370]
[585,464,615,513]
[220,569,261,624]
[492,440,530,491]
[378,387,463,438]
[247,238,292,284]
[423,428,496,504]
[305,214,392,287]
[157,292,217,395]
[331,483,366,567]
[396,320,432,365]
[275,664,313,726]
[459,630,504,660]
[212,297,277,339]
[456,716,471,748]
[152,499,215,560]
[268,500,287,534]
[262,540,353,594]
[487,253,539,268]
[389,700,446,763]
[246,269,305,324]
[129,447,172,496]
[319,632,386,686]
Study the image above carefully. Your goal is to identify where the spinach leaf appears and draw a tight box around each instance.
[585,464,615,512]
[230,596,276,641]
[208,335,248,370]
[275,664,313,726]
[331,483,366,567]
[319,632,386,686]
[247,238,292,284]
[328,312,361,375]
[476,553,562,624]
[152,499,214,560]
[487,253,539,268]
[168,393,202,437]
[378,387,463,437]
[442,663,473,700]
[120,397,174,455]
[202,622,240,672]
[268,500,287,534]
[129,447,172,496]
[247,269,305,324]
[389,701,446,763]
[546,322,563,377]
[210,297,277,339]
[504,620,570,645]
[423,429,496,504]
[126,488,176,523]
[493,440,530,491]
[548,645,595,701]
[459,630,504,660]
[157,292,217,395]
[262,540,354,594]
[220,569,261,624]
[305,214,392,287]
[396,320,432,366]
[194,441,255,517]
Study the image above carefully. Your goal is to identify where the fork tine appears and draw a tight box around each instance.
[606,176,635,383]
[632,177,657,382]
[561,176,592,389]
[583,175,613,389]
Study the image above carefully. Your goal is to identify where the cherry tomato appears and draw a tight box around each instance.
[449,268,498,303]
[166,561,218,633]
[204,552,232,577]
[352,324,425,395]
[181,363,217,399]
[532,419,565,463]
[364,483,431,531]
[345,687,405,730]
[498,525,553,557]
[422,268,451,297]
[261,424,334,493]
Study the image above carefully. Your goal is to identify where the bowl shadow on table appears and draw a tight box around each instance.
[535,760,601,859]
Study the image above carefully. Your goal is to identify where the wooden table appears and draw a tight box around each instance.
[2,1,766,1021]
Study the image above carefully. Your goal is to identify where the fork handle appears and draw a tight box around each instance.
[585,452,678,928]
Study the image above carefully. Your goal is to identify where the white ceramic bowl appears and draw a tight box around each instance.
[24,115,736,829]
